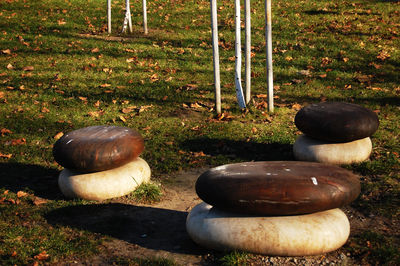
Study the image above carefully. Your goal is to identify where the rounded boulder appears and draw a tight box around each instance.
[295,102,379,142]
[58,157,151,200]
[53,125,144,173]
[186,202,350,256]
[293,134,372,164]
[195,161,360,215]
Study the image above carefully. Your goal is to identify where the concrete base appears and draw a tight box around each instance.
[186,202,350,256]
[58,157,151,200]
[293,135,372,164]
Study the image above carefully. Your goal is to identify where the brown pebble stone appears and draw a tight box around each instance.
[295,102,379,142]
[53,126,144,173]
[195,161,360,215]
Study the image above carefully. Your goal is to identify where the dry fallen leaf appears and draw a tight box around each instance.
[33,197,48,205]
[256,94,267,98]
[22,66,34,71]
[292,103,302,111]
[119,115,127,123]
[41,107,50,113]
[251,127,258,134]
[17,191,28,198]
[6,63,14,70]
[53,132,64,140]
[100,83,111,88]
[1,49,11,55]
[34,251,50,261]
[91,47,99,53]
[1,128,12,136]
[11,138,26,145]
[121,106,136,114]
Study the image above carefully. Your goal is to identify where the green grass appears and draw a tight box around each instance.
[130,182,163,203]
[0,0,399,264]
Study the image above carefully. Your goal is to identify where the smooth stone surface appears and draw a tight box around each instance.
[295,102,379,142]
[293,134,372,164]
[196,161,360,215]
[186,202,350,256]
[58,157,151,200]
[53,125,144,173]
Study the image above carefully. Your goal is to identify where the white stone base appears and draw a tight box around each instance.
[293,134,372,164]
[186,202,350,256]
[58,157,151,200]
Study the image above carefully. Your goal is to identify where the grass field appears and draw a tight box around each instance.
[0,0,399,264]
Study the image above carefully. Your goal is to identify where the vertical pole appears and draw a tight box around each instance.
[234,0,246,109]
[265,0,274,112]
[128,0,133,33]
[244,0,251,104]
[143,0,148,34]
[107,0,111,34]
[210,0,221,114]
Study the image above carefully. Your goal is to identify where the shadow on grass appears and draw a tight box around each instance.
[45,203,205,255]
[182,138,294,162]
[0,163,61,200]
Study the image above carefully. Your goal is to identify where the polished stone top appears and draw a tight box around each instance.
[295,102,379,142]
[195,161,360,215]
[53,125,144,172]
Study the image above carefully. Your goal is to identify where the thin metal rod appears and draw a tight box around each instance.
[265,0,274,112]
[245,0,251,104]
[143,0,148,34]
[107,0,111,34]
[127,0,133,33]
[210,0,221,114]
[234,0,246,109]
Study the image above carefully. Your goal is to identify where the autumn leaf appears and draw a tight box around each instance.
[121,106,136,114]
[1,128,12,136]
[22,66,34,71]
[17,191,28,198]
[119,115,127,123]
[319,73,327,78]
[256,94,267,98]
[34,251,50,261]
[91,47,100,53]
[285,56,293,61]
[100,83,111,87]
[1,49,11,55]
[292,103,302,111]
[11,138,26,145]
[251,127,258,134]
[6,63,14,70]
[41,107,50,113]
[33,197,48,205]
[53,132,64,140]
[0,152,12,159]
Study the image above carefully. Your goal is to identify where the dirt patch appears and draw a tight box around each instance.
[48,167,398,265]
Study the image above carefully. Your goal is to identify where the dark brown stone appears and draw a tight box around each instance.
[195,161,360,215]
[295,102,379,142]
[53,126,144,173]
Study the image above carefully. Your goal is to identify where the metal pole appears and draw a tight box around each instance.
[245,0,251,104]
[143,0,148,34]
[107,0,111,34]
[265,0,274,112]
[210,0,221,114]
[234,0,246,109]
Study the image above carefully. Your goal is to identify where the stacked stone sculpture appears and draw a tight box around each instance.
[186,161,360,256]
[53,125,151,200]
[293,102,379,164]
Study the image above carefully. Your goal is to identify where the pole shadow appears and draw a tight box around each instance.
[181,137,294,162]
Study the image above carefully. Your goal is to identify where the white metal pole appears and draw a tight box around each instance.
[210,0,221,114]
[128,0,133,33]
[265,0,274,112]
[245,0,251,104]
[107,0,111,34]
[234,0,246,109]
[143,0,148,34]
